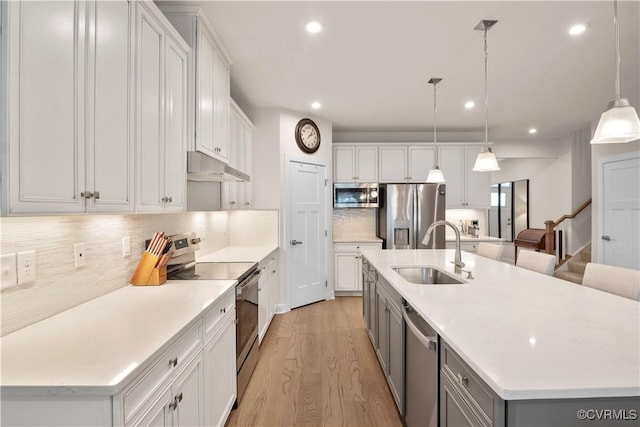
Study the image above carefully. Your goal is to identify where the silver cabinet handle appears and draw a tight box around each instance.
[169,357,178,368]
[93,191,100,200]
[290,240,303,246]
[601,235,611,241]
[457,373,469,387]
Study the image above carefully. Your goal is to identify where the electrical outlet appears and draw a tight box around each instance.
[74,243,86,268]
[17,251,36,285]
[1,253,18,290]
[122,237,131,257]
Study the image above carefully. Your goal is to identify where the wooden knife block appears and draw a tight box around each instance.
[130,252,167,286]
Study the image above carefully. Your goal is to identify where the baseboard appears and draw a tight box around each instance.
[274,304,290,314]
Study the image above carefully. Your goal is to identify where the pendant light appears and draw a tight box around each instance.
[472,20,500,172]
[591,0,640,144]
[426,78,446,183]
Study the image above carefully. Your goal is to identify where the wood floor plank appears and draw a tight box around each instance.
[226,297,402,427]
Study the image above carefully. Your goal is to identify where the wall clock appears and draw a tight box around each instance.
[294,118,321,154]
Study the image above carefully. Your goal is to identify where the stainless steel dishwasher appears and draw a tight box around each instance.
[403,303,438,427]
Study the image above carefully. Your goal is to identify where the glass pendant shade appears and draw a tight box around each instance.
[472,147,500,172]
[426,166,446,183]
[591,99,640,144]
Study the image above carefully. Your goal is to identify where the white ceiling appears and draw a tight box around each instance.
[197,1,640,142]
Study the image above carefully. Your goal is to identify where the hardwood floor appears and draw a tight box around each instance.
[225,297,403,427]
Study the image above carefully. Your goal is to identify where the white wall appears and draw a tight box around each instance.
[491,151,572,230]
[250,108,333,311]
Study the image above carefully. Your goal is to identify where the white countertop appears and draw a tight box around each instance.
[197,245,278,263]
[333,237,383,243]
[361,249,640,401]
[0,280,235,395]
[445,234,504,243]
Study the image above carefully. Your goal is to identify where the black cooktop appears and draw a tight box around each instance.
[168,262,257,281]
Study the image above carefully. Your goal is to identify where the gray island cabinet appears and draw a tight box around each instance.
[361,249,640,427]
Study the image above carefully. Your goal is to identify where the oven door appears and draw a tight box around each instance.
[236,270,259,367]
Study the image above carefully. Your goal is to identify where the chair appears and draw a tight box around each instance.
[476,243,505,261]
[582,263,640,301]
[516,250,556,275]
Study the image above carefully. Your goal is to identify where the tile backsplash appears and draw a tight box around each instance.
[0,210,278,336]
[332,208,377,239]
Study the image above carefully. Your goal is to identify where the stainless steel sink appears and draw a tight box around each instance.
[392,267,464,285]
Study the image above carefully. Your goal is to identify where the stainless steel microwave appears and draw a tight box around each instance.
[334,183,379,208]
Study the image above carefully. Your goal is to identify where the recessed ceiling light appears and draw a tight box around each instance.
[311,101,321,109]
[305,21,322,34]
[464,101,475,109]
[568,24,587,36]
[528,128,538,134]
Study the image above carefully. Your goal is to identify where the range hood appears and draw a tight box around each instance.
[187,151,249,182]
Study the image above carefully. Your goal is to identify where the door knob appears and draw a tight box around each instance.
[290,240,303,246]
[601,235,611,241]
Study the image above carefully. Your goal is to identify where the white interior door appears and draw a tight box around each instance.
[287,161,328,309]
[601,155,640,269]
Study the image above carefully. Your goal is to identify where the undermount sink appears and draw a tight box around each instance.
[392,266,465,285]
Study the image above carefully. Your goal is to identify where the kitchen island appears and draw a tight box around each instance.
[361,248,639,426]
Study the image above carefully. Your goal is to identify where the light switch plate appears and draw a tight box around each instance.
[17,250,36,285]
[122,237,131,257]
[1,253,18,290]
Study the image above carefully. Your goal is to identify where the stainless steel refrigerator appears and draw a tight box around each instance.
[377,183,446,249]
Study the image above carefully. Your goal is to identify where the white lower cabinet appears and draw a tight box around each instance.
[131,354,203,427]
[333,242,382,292]
[204,312,237,427]
[258,251,279,344]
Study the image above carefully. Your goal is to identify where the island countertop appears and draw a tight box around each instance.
[360,248,640,401]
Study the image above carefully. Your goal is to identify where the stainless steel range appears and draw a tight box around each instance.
[166,233,260,403]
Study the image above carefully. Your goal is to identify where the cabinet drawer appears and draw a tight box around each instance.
[441,341,499,424]
[204,288,235,338]
[123,322,202,422]
[334,242,381,252]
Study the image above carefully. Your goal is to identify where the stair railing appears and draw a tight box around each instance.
[544,198,592,265]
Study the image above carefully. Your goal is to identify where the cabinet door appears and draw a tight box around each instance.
[334,252,360,291]
[376,289,388,372]
[131,387,172,427]
[441,373,483,427]
[368,273,378,344]
[388,305,404,412]
[334,146,356,182]
[240,124,253,207]
[408,146,435,182]
[258,271,270,343]
[196,26,216,158]
[7,0,86,214]
[212,49,230,163]
[136,5,164,211]
[204,314,237,427]
[439,146,464,208]
[87,0,134,212]
[356,146,378,182]
[465,146,490,208]
[379,147,407,183]
[163,38,188,211]
[172,355,203,427]
[362,271,370,328]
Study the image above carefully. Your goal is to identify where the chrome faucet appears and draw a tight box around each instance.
[422,220,465,274]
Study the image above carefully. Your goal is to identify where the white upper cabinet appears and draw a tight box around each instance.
[223,99,254,209]
[159,6,233,164]
[3,0,133,214]
[439,145,490,208]
[379,145,435,183]
[334,146,378,182]
[135,1,188,212]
